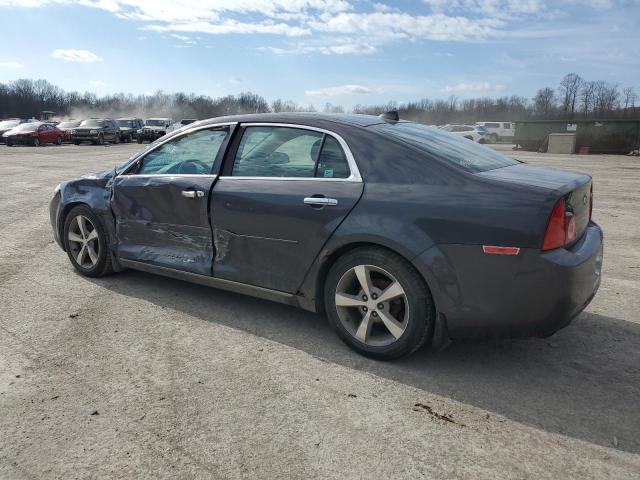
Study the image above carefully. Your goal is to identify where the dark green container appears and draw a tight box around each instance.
[515,119,640,153]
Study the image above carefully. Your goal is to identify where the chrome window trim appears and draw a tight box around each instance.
[227,122,362,183]
[119,174,218,180]
[119,122,237,176]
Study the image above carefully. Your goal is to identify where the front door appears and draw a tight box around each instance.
[211,125,364,293]
[111,126,231,275]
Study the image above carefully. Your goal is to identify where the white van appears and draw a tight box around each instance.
[475,122,515,143]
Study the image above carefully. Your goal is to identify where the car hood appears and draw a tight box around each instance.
[4,130,29,136]
[119,127,134,131]
[476,163,591,195]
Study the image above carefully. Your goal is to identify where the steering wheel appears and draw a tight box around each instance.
[177,159,210,174]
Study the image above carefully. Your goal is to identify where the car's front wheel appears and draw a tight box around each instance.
[63,205,113,277]
[324,247,434,360]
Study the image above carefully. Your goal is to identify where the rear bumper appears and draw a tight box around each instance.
[414,222,603,339]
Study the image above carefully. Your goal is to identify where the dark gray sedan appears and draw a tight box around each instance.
[50,113,603,359]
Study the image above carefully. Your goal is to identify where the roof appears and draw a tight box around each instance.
[198,112,402,129]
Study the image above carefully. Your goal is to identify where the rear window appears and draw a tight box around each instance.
[371,122,518,173]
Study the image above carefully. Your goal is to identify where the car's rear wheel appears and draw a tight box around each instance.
[56,136,62,145]
[63,205,112,277]
[490,133,499,144]
[324,247,434,360]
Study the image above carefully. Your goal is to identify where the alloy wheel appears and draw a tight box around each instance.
[335,265,409,347]
[67,215,100,269]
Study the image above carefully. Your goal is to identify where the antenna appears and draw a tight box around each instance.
[379,110,399,122]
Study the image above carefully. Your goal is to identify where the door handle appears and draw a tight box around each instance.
[182,190,205,199]
[304,197,338,207]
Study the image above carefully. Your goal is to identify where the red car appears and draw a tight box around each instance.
[4,123,64,146]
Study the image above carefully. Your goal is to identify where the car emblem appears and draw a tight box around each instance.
[583,194,588,205]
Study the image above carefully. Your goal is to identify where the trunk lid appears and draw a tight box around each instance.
[477,164,592,246]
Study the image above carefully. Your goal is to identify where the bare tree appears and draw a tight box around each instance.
[622,86,637,116]
[579,81,596,117]
[558,73,583,117]
[593,81,620,116]
[533,87,556,117]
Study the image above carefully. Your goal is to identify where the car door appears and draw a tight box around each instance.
[111,125,232,275]
[210,124,364,293]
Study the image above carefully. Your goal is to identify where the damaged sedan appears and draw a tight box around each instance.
[50,113,603,359]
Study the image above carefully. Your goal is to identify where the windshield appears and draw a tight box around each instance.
[145,119,166,126]
[58,121,80,128]
[371,122,518,173]
[118,120,136,127]
[80,119,104,127]
[15,123,40,132]
[0,120,20,129]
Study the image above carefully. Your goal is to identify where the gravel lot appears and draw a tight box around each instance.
[0,143,639,479]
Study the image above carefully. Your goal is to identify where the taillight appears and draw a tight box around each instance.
[542,197,576,251]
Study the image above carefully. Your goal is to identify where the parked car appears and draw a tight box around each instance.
[440,124,488,143]
[50,112,602,360]
[71,118,120,145]
[116,118,144,143]
[475,121,515,143]
[137,118,172,143]
[0,118,28,143]
[56,120,82,142]
[4,122,64,146]
[168,118,198,132]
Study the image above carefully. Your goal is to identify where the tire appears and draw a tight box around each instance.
[97,134,104,145]
[113,134,120,144]
[32,138,40,147]
[137,137,143,144]
[56,136,62,145]
[74,141,80,146]
[490,133,499,144]
[324,247,435,360]
[7,140,13,147]
[62,205,113,277]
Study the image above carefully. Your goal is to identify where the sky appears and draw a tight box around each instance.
[0,0,639,108]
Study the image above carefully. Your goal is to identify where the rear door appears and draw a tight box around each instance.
[210,124,363,293]
[111,125,232,275]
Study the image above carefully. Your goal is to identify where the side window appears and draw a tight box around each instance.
[232,126,351,179]
[316,136,349,179]
[232,127,323,178]
[503,122,512,129]
[137,128,228,175]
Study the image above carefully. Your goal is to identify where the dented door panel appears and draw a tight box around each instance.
[210,178,364,293]
[111,175,217,275]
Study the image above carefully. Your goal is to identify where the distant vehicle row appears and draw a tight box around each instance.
[437,121,515,144]
[1,117,199,146]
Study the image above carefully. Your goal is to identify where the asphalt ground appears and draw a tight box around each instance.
[0,142,638,479]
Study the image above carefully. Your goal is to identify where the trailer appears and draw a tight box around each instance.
[515,119,640,154]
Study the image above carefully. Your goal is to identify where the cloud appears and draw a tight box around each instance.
[441,81,507,94]
[51,49,102,62]
[0,61,23,68]
[305,84,374,97]
[146,20,309,36]
[1,0,630,58]
[89,80,107,87]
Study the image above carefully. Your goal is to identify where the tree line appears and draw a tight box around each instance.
[0,74,637,124]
